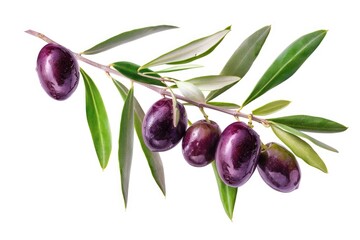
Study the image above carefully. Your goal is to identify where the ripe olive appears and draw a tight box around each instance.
[182,120,221,167]
[257,142,301,193]
[142,98,187,152]
[36,43,79,100]
[215,122,261,187]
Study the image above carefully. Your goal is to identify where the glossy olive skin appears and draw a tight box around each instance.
[215,122,261,187]
[142,98,187,152]
[257,142,301,193]
[182,120,221,167]
[36,43,79,100]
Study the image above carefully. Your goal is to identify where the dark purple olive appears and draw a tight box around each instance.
[142,98,187,152]
[215,122,261,187]
[182,120,221,167]
[36,43,79,100]
[257,142,301,193]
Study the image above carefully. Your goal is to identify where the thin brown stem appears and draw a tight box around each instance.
[25,29,267,125]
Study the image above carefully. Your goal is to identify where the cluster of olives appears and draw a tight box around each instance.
[36,43,301,193]
[142,98,301,193]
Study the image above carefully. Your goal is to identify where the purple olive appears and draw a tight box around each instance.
[142,98,187,152]
[257,142,301,193]
[215,122,261,187]
[36,43,79,100]
[182,120,221,167]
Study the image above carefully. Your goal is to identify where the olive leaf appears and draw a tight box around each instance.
[242,30,327,107]
[81,68,112,170]
[271,125,328,173]
[185,75,240,91]
[270,122,338,152]
[252,100,290,116]
[140,26,231,69]
[118,86,135,207]
[112,61,166,87]
[206,25,271,102]
[113,79,166,195]
[212,162,237,220]
[82,25,178,55]
[268,115,347,133]
[175,81,205,103]
[144,64,203,74]
[207,101,241,109]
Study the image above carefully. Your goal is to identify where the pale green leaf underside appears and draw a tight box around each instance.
[185,75,240,91]
[81,68,112,170]
[145,64,203,74]
[270,122,338,152]
[175,81,205,103]
[82,25,178,55]
[271,125,328,173]
[140,27,230,69]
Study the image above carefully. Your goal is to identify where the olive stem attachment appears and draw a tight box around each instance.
[26,29,267,126]
[199,107,210,123]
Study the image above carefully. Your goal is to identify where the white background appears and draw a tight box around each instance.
[1,0,359,239]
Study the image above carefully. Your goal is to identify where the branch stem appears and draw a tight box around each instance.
[25,29,267,125]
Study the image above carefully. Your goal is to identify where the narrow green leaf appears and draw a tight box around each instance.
[206,25,271,101]
[140,26,231,69]
[175,81,205,103]
[118,87,134,207]
[271,125,328,173]
[252,100,290,116]
[268,115,348,133]
[270,122,338,152]
[207,101,241,109]
[112,61,166,87]
[212,162,237,220]
[82,25,178,55]
[243,30,327,106]
[144,64,203,74]
[81,68,112,170]
[113,80,166,195]
[185,75,240,91]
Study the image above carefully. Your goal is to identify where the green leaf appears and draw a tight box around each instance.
[175,81,205,103]
[144,64,203,74]
[81,68,112,170]
[118,86,134,207]
[185,75,240,91]
[268,115,347,133]
[140,26,231,69]
[270,122,338,152]
[252,100,290,116]
[271,125,328,173]
[242,30,327,106]
[113,79,166,195]
[82,25,178,55]
[206,25,271,102]
[112,61,166,87]
[212,162,237,220]
[207,101,241,109]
